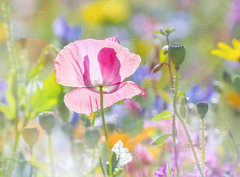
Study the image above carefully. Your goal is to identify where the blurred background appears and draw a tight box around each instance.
[0,0,240,176]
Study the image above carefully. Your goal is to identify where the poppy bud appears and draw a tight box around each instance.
[196,102,209,118]
[22,127,39,148]
[61,123,74,138]
[168,43,186,70]
[84,127,101,148]
[38,112,55,134]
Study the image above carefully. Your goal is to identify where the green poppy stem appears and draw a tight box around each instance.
[99,86,113,177]
[174,70,204,177]
[166,35,179,176]
[48,134,55,177]
[201,118,205,172]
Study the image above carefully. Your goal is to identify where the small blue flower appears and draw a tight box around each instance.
[52,15,81,42]
[70,112,79,126]
[131,65,161,85]
[186,84,215,103]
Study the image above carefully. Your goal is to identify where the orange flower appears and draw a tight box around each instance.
[108,127,156,151]
[227,91,240,108]
[74,120,85,138]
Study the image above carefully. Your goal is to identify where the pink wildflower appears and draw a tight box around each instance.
[55,37,145,114]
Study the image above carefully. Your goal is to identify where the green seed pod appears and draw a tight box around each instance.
[61,123,74,138]
[196,102,209,118]
[22,127,39,148]
[233,75,240,92]
[38,111,55,134]
[168,43,186,70]
[84,127,101,148]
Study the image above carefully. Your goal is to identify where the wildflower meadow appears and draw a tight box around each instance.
[0,0,240,177]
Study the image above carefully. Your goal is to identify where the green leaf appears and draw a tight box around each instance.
[27,45,58,82]
[31,72,63,116]
[152,110,173,121]
[0,71,18,119]
[152,134,171,145]
[0,104,14,119]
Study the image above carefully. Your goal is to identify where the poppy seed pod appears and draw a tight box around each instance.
[38,111,55,134]
[168,43,186,70]
[196,102,209,118]
[233,75,240,92]
[22,127,39,148]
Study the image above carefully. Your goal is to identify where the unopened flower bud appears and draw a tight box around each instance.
[196,102,209,118]
[22,127,39,148]
[233,75,240,92]
[168,43,186,70]
[38,111,55,134]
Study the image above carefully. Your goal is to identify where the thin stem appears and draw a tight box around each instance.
[166,35,178,176]
[91,113,96,126]
[99,86,113,177]
[48,134,55,177]
[201,118,205,172]
[30,147,33,177]
[174,70,204,177]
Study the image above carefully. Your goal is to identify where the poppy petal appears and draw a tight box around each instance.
[64,81,145,114]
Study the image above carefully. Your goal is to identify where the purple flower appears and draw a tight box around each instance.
[186,84,215,103]
[154,163,174,177]
[131,65,160,85]
[0,80,8,104]
[228,0,240,29]
[52,15,81,42]
[154,163,167,177]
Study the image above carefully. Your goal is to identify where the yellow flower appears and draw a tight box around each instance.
[81,0,130,24]
[0,21,7,42]
[108,127,156,151]
[211,39,240,61]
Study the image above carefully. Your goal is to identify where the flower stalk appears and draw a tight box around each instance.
[201,118,205,172]
[99,86,113,177]
[174,70,204,177]
[48,134,55,177]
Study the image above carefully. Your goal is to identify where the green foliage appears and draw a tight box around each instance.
[152,110,173,121]
[84,127,101,148]
[27,45,58,82]
[152,134,171,145]
[0,71,17,119]
[31,72,63,116]
[155,27,175,37]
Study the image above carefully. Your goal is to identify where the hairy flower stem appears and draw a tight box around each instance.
[48,134,55,177]
[2,0,20,166]
[99,86,113,177]
[166,35,179,176]
[201,118,205,172]
[30,147,33,177]
[174,71,204,177]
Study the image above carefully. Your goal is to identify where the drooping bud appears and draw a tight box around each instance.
[38,111,55,134]
[196,102,209,118]
[22,127,39,148]
[168,43,186,70]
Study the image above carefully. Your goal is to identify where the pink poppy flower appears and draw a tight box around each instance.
[54,37,145,114]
